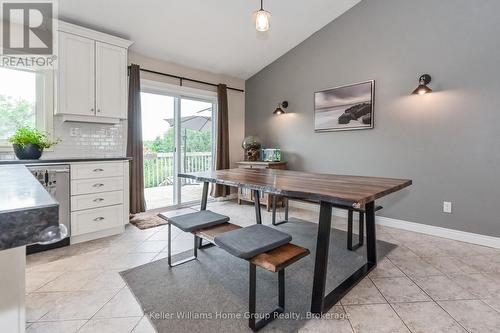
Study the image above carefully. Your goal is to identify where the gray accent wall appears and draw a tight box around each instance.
[245,0,500,237]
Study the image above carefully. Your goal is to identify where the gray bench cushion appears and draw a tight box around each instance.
[214,225,292,259]
[158,210,229,232]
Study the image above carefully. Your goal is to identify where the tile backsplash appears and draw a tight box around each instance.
[0,119,127,160]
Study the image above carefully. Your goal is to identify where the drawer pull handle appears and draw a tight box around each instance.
[93,183,104,187]
[93,198,105,202]
[93,168,104,172]
[93,217,105,221]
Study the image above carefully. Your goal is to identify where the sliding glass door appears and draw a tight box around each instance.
[179,97,214,203]
[141,84,216,210]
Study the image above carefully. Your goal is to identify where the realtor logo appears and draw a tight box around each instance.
[1,1,53,55]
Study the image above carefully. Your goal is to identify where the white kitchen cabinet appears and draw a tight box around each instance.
[58,32,95,117]
[95,42,128,119]
[70,161,129,244]
[56,21,133,124]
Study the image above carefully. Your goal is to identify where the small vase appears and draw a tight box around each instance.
[13,143,43,160]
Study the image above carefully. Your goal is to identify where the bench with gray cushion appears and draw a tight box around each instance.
[212,224,308,331]
[174,219,309,332]
[158,209,229,267]
[214,224,292,259]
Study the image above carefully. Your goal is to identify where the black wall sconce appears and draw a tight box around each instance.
[412,74,432,95]
[273,101,288,115]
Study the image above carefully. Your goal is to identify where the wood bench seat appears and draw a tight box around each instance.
[250,243,310,273]
[194,222,310,272]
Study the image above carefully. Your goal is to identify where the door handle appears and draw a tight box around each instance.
[93,217,105,221]
[93,168,104,172]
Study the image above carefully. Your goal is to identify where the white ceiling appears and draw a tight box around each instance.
[58,0,360,79]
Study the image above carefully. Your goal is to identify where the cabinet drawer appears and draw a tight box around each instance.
[71,190,123,211]
[71,205,123,236]
[71,162,124,180]
[71,177,123,195]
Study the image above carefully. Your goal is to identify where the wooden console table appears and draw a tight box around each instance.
[236,161,287,211]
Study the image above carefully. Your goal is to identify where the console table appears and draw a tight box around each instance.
[236,161,287,211]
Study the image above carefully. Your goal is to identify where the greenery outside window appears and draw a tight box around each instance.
[0,66,54,150]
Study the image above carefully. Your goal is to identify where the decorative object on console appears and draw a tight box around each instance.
[262,148,282,162]
[412,74,433,95]
[273,101,288,115]
[8,127,60,160]
[242,136,262,161]
[314,80,374,132]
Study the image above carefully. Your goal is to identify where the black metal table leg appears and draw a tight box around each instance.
[200,181,208,211]
[310,200,378,314]
[347,210,365,251]
[253,190,262,224]
[310,201,332,313]
[272,196,289,226]
[197,182,211,249]
[365,202,377,264]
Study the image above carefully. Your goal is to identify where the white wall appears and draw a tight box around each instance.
[129,52,245,168]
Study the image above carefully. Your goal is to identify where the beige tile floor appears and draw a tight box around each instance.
[25,200,500,333]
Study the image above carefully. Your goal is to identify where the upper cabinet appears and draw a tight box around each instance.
[55,22,133,124]
[95,42,128,119]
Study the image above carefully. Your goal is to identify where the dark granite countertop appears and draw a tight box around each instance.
[0,157,132,165]
[0,165,59,251]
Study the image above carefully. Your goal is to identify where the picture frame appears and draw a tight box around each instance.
[314,80,375,132]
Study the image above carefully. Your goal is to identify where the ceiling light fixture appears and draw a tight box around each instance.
[254,0,271,32]
[412,74,433,95]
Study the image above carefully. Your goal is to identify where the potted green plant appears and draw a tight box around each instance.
[7,127,60,160]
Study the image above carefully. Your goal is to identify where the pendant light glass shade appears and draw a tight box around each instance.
[254,9,271,31]
[253,0,271,32]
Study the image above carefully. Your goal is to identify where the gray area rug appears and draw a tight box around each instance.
[121,218,396,333]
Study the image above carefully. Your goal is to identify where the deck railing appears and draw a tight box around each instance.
[143,152,212,188]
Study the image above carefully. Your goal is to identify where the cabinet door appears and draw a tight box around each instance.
[95,42,127,119]
[58,32,95,116]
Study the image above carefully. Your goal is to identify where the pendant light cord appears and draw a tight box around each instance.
[261,0,263,10]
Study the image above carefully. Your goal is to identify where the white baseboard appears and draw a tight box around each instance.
[289,200,500,249]
[375,216,500,249]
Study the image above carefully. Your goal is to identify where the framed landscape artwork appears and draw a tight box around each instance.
[314,80,375,132]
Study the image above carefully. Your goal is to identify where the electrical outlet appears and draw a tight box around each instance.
[443,201,452,213]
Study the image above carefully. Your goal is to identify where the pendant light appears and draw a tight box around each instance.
[254,0,271,32]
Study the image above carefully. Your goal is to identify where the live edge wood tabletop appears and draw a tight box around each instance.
[235,161,288,211]
[179,168,412,314]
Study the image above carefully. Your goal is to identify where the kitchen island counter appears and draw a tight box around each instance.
[0,165,59,251]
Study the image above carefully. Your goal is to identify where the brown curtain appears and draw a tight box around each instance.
[127,64,146,213]
[211,84,231,197]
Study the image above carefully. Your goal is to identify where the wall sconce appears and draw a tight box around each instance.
[412,74,432,95]
[273,101,288,115]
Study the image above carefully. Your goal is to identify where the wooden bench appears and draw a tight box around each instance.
[196,222,309,331]
[271,196,382,251]
[159,210,310,332]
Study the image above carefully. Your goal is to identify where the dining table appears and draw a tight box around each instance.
[179,168,412,314]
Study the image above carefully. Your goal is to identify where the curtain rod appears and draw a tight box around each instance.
[128,66,244,93]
